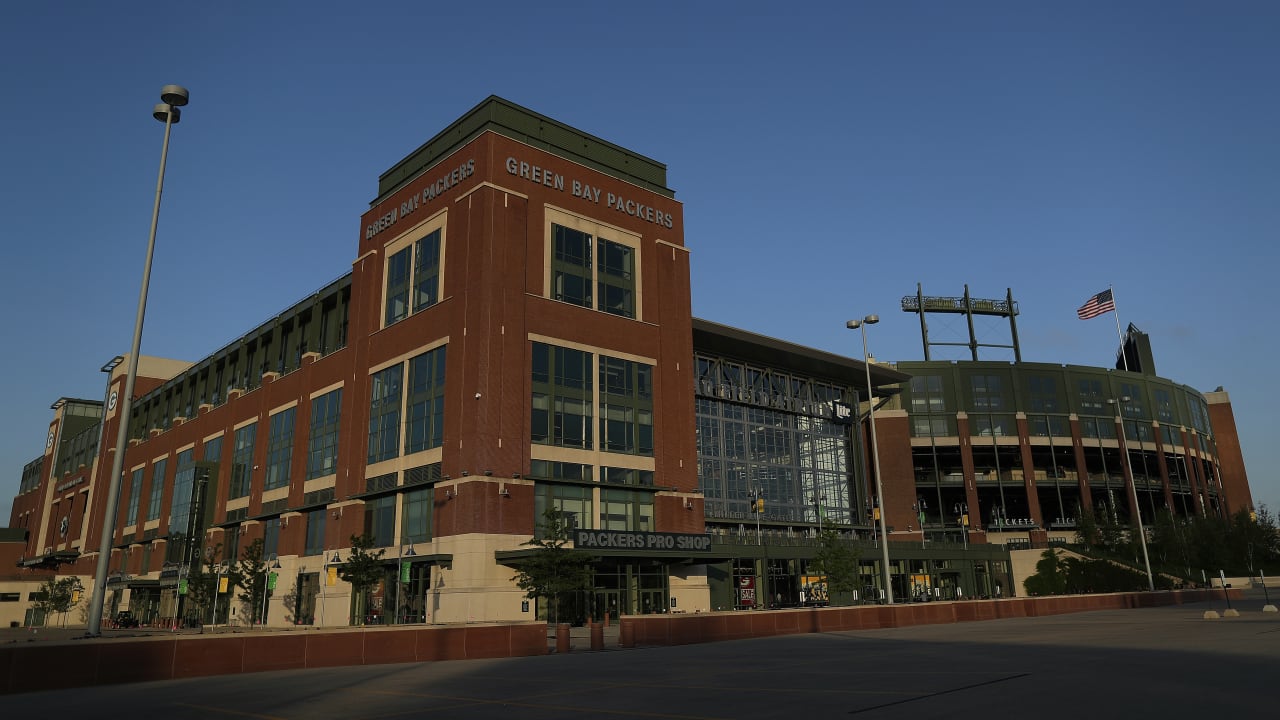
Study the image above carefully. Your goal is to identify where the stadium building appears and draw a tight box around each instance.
[4,98,1255,628]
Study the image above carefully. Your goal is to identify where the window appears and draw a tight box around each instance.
[402,487,432,543]
[552,225,592,308]
[531,343,593,449]
[307,389,342,479]
[597,238,634,318]
[550,222,638,319]
[1027,376,1059,413]
[230,423,258,499]
[535,484,593,534]
[384,246,411,325]
[263,518,281,558]
[368,365,403,463]
[364,496,396,547]
[970,375,1004,411]
[1154,389,1175,423]
[304,509,325,557]
[224,526,241,561]
[413,230,442,312]
[599,489,653,531]
[125,469,143,526]
[384,228,443,327]
[601,467,654,486]
[1077,379,1104,414]
[0,593,19,602]
[405,347,446,454]
[264,408,296,491]
[203,435,224,463]
[146,458,167,521]
[167,451,196,561]
[1120,382,1145,419]
[909,376,945,413]
[599,355,654,455]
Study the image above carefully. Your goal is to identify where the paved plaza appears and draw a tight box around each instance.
[4,593,1277,719]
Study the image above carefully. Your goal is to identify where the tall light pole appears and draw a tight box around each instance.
[1108,396,1155,591]
[848,316,893,604]
[87,85,190,636]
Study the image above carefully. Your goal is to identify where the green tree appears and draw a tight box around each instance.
[1075,504,1100,551]
[32,576,83,627]
[1023,549,1068,596]
[184,543,223,630]
[232,539,269,626]
[338,533,386,625]
[812,519,861,605]
[512,509,593,625]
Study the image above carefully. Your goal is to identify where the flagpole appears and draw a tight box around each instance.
[1110,284,1130,372]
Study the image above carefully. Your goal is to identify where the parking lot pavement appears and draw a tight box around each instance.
[4,594,1277,719]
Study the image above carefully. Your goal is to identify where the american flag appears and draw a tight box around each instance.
[1077,289,1115,320]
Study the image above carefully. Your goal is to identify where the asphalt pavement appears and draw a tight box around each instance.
[4,592,1277,718]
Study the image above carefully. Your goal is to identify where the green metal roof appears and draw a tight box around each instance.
[375,95,672,203]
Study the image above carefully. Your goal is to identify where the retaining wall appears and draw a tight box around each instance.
[0,622,546,695]
[620,588,1240,647]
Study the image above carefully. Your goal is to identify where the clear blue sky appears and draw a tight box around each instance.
[2,1,1276,513]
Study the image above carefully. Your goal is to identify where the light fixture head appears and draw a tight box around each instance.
[846,319,860,329]
[864,314,880,324]
[159,84,190,106]
[152,103,181,124]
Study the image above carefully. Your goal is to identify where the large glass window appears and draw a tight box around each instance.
[1077,379,1104,414]
[384,227,444,327]
[384,246,412,326]
[230,423,257,500]
[597,238,634,318]
[1154,388,1175,423]
[203,435,223,464]
[167,450,196,547]
[413,229,441,313]
[970,375,1004,411]
[264,408,296,491]
[263,518,281,558]
[599,488,653,531]
[365,496,396,547]
[146,458,167,521]
[909,375,945,412]
[405,347,446,454]
[307,389,342,479]
[531,343,593,449]
[304,509,325,557]
[368,365,403,463]
[599,355,654,455]
[125,468,143,526]
[551,223,637,319]
[402,487,432,543]
[535,484,593,534]
[552,225,592,308]
[1027,376,1059,413]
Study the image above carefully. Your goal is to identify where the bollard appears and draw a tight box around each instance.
[555,623,571,654]
[589,621,604,650]
[619,619,634,648]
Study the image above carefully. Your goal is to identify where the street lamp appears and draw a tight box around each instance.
[261,554,281,626]
[847,316,894,604]
[209,559,228,632]
[1108,396,1155,591]
[87,85,190,636]
[747,488,768,609]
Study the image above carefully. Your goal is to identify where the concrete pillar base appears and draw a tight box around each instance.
[1223,609,1240,617]
[1202,610,1220,619]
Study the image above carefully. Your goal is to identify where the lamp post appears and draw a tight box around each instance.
[847,316,893,605]
[210,560,226,632]
[321,551,341,628]
[1108,396,1155,591]
[87,85,190,637]
[748,488,767,608]
[261,554,280,626]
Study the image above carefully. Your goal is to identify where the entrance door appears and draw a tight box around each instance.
[594,589,622,624]
[638,588,666,615]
